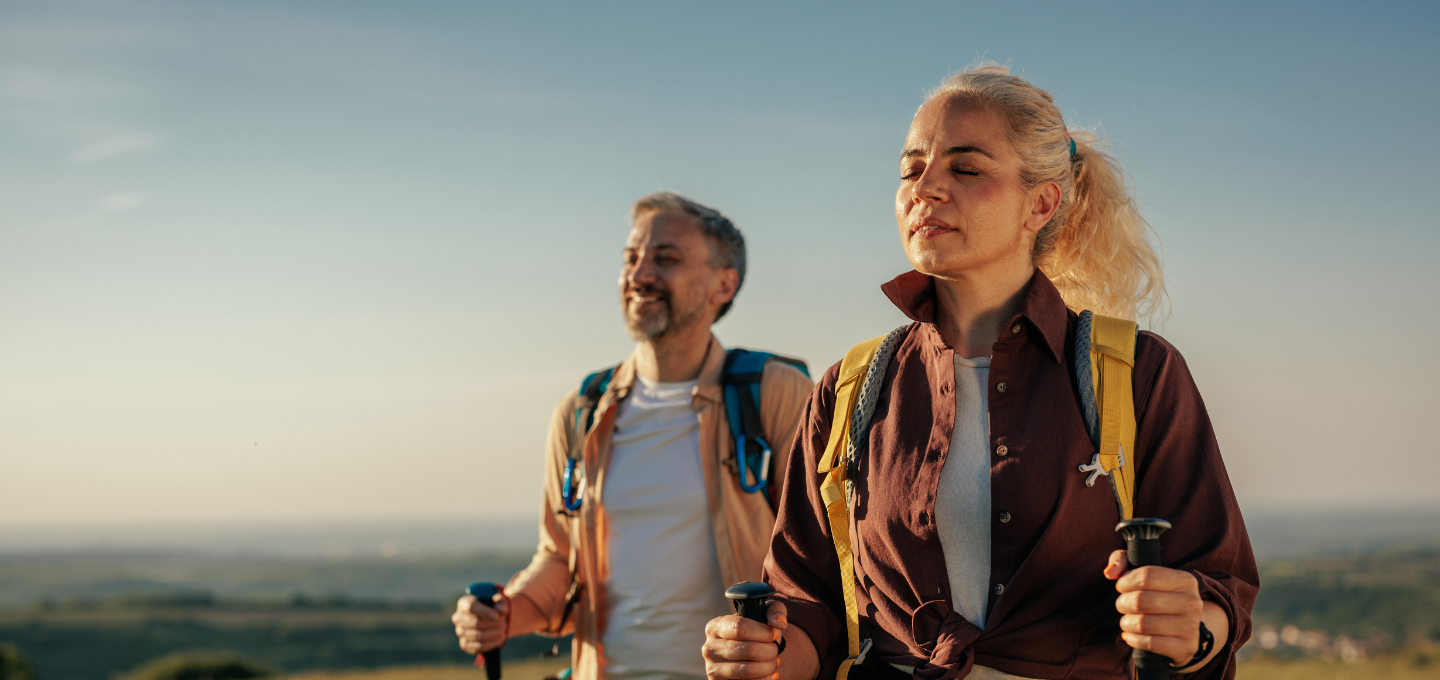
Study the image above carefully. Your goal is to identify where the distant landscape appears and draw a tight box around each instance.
[1,507,1437,679]
[0,550,564,679]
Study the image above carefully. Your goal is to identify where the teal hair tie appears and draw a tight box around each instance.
[1068,136,1077,157]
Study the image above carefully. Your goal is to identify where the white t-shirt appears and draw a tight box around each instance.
[935,354,993,630]
[601,375,731,680]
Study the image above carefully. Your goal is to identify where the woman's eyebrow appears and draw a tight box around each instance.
[942,145,995,160]
[900,145,996,160]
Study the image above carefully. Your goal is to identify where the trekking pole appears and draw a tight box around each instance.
[1115,518,1173,680]
[467,582,505,680]
[726,582,786,654]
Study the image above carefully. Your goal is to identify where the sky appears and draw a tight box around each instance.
[1,1,1437,532]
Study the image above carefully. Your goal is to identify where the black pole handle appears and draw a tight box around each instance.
[725,581,775,624]
[467,582,504,680]
[1115,519,1173,680]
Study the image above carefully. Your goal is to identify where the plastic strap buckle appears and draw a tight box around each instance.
[854,638,873,665]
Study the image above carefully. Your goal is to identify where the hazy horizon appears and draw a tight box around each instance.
[4,503,1440,562]
[2,2,1438,527]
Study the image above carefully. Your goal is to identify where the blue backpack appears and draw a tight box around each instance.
[562,349,809,513]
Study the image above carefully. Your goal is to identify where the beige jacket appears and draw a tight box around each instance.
[506,335,814,680]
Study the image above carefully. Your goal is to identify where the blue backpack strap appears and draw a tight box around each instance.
[722,349,809,506]
[576,367,616,437]
[564,365,616,513]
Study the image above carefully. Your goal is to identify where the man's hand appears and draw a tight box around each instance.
[703,600,786,680]
[1104,549,1204,666]
[453,593,511,655]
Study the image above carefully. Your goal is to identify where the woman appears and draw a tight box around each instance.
[702,65,1257,680]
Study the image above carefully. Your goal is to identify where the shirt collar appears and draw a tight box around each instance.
[880,268,1070,363]
[610,334,728,405]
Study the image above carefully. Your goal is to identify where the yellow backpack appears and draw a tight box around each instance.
[815,312,1139,679]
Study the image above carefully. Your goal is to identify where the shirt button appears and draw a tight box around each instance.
[997,382,1008,393]
[1011,323,1022,334]
[999,511,1011,523]
[994,584,1005,595]
[996,445,1008,456]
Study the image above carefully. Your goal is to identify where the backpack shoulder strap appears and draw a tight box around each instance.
[818,340,883,473]
[573,366,616,442]
[562,365,616,513]
[818,326,908,680]
[1075,311,1139,521]
[722,349,811,505]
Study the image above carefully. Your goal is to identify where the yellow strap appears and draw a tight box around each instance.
[819,334,887,679]
[819,335,889,474]
[1090,314,1139,521]
[821,466,860,675]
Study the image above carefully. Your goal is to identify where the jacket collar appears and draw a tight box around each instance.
[608,333,728,406]
[880,268,1070,363]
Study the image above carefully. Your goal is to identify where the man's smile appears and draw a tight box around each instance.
[627,290,669,311]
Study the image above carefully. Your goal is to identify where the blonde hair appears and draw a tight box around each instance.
[925,64,1166,321]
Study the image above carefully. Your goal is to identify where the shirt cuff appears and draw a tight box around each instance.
[1183,570,1240,678]
[771,594,847,679]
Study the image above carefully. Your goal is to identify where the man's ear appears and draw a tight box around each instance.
[710,268,740,308]
[1025,181,1062,234]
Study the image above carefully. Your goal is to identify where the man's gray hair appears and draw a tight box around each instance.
[630,192,746,321]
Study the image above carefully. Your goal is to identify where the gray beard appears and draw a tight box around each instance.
[624,301,703,342]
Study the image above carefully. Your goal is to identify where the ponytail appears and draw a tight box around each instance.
[926,65,1166,322]
[1043,132,1165,321]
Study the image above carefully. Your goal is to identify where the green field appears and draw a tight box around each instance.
[0,596,570,679]
[0,550,565,679]
[1237,653,1440,680]
[1,546,1437,679]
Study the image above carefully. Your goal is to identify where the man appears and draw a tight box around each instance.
[453,193,814,680]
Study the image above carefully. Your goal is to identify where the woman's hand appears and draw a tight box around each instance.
[1104,550,1204,666]
[703,600,788,680]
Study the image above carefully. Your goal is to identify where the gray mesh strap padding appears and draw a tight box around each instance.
[1075,310,1100,448]
[844,325,910,503]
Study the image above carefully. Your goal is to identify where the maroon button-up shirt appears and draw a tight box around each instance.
[764,270,1257,680]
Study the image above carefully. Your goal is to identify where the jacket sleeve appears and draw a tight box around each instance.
[763,361,850,679]
[760,360,817,508]
[505,389,581,636]
[1132,332,1260,680]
